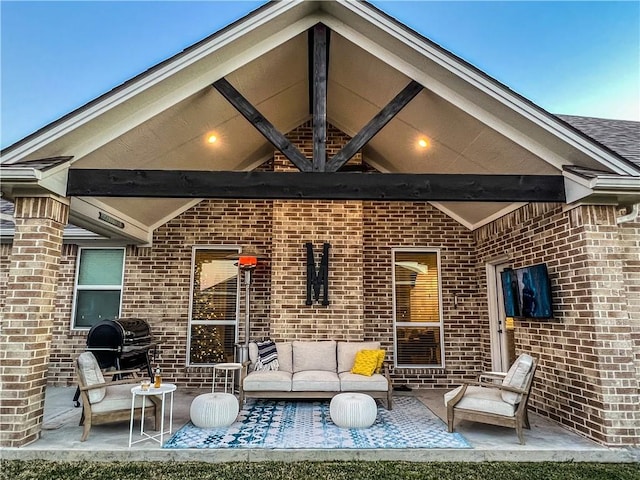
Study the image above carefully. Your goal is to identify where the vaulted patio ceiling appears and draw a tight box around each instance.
[2,1,637,243]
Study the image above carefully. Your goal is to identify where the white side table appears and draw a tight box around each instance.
[129,383,176,447]
[212,362,243,393]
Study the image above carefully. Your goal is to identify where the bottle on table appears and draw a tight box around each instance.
[153,367,162,388]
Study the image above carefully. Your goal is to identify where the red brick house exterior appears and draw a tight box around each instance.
[1,1,638,448]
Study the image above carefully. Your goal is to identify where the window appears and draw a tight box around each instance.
[188,247,239,365]
[72,248,125,329]
[393,249,444,367]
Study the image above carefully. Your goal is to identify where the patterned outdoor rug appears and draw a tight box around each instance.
[164,396,470,449]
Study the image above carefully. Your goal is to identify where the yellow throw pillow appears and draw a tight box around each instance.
[374,349,386,374]
[351,349,379,376]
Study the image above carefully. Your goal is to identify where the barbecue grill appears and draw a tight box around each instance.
[73,318,157,406]
[86,318,156,375]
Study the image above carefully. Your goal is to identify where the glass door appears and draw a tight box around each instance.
[489,262,516,371]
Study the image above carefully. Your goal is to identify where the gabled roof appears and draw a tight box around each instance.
[558,115,640,167]
[2,0,639,242]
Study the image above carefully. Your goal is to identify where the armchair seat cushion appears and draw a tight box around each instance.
[90,384,151,413]
[444,385,516,417]
[292,370,340,391]
[339,372,388,391]
[243,370,292,392]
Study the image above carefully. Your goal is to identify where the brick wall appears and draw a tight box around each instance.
[0,243,11,311]
[48,244,80,384]
[0,196,68,447]
[271,200,364,340]
[270,121,365,341]
[619,218,640,375]
[2,121,637,447]
[122,199,272,390]
[363,201,479,389]
[475,203,640,446]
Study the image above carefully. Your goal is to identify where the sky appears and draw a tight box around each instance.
[1,1,639,149]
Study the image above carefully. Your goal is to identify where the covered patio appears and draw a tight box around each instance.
[1,0,639,451]
[3,386,637,463]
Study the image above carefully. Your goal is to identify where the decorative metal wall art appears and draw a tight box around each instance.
[305,242,330,306]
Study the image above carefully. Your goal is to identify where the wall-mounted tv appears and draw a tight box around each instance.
[500,263,553,319]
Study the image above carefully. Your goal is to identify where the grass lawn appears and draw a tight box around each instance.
[1,460,638,480]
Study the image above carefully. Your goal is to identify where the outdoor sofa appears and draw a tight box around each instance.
[239,340,393,409]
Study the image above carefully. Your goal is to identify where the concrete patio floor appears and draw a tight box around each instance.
[2,386,638,463]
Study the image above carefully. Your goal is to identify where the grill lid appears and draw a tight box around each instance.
[87,318,151,349]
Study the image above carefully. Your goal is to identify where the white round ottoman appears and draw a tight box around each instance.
[190,392,239,428]
[330,393,377,428]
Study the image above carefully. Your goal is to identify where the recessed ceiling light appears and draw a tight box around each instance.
[207,134,218,144]
[418,138,430,149]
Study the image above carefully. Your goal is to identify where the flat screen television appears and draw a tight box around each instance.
[500,263,553,319]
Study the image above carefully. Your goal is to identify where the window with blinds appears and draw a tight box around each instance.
[188,248,239,365]
[72,248,125,329]
[393,250,444,367]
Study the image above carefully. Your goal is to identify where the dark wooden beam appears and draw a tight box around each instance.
[67,170,566,202]
[326,80,424,172]
[212,78,312,172]
[312,24,328,172]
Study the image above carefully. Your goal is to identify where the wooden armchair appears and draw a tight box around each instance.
[444,353,537,444]
[76,351,160,441]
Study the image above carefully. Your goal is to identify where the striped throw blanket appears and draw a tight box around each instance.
[255,339,279,371]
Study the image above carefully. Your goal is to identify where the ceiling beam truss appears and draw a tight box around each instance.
[212,78,312,172]
[67,169,566,202]
[213,24,422,173]
[326,80,423,172]
[311,23,328,172]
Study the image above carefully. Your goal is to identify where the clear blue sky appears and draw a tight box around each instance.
[1,1,639,149]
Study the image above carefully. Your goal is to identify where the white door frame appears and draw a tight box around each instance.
[486,258,511,372]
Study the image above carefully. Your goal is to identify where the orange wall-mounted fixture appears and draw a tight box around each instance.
[238,256,258,269]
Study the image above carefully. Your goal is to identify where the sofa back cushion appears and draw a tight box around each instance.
[337,341,380,373]
[292,341,336,373]
[249,341,293,373]
[276,342,293,373]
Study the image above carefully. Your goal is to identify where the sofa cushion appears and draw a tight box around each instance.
[444,385,516,417]
[339,372,388,392]
[292,370,340,391]
[351,350,379,376]
[501,353,534,405]
[243,370,292,392]
[292,341,336,373]
[276,342,293,373]
[337,341,380,373]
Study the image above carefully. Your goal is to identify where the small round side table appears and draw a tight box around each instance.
[212,362,243,393]
[129,383,176,447]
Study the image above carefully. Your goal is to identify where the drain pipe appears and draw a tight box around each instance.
[616,203,640,224]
